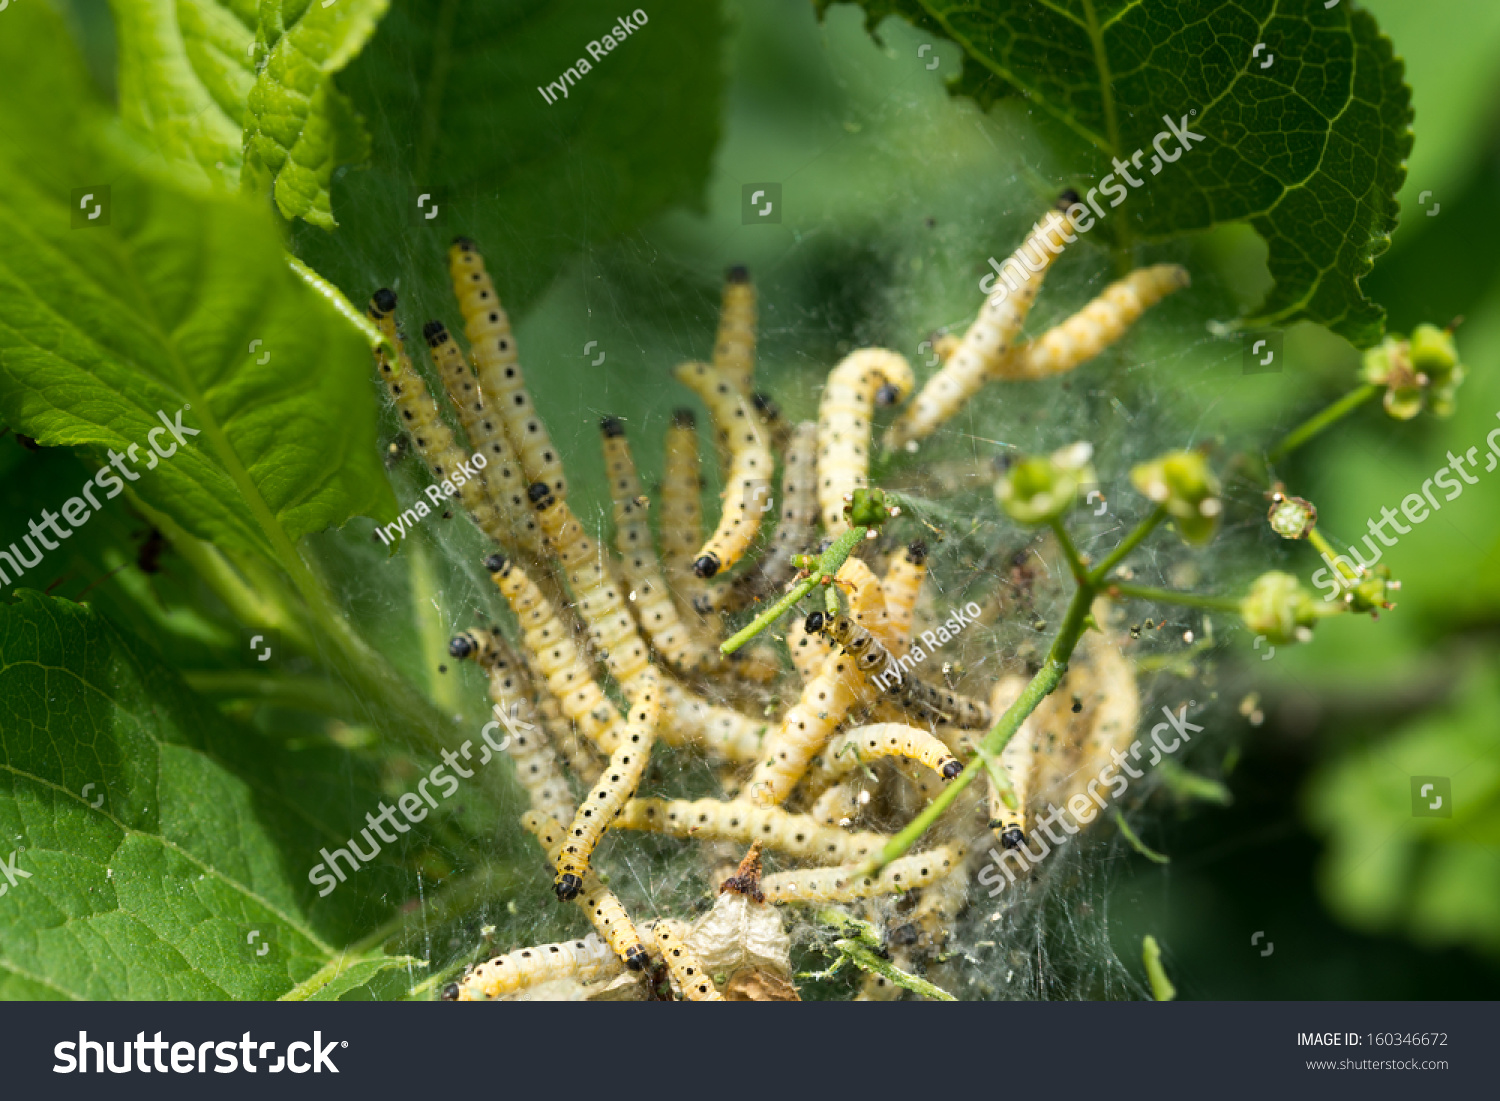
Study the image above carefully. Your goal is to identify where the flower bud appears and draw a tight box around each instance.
[1130,450,1222,545]
[1240,571,1320,646]
[995,442,1095,526]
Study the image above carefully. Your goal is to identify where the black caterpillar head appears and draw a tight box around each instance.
[371,287,398,316]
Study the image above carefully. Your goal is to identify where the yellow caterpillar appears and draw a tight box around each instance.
[600,417,715,673]
[446,936,621,1000]
[987,676,1035,849]
[423,320,541,554]
[485,554,622,753]
[834,556,894,650]
[698,420,819,614]
[367,290,512,546]
[747,645,872,806]
[658,409,709,612]
[786,611,833,682]
[615,797,889,864]
[806,722,963,785]
[884,202,1077,450]
[990,264,1190,381]
[673,360,772,578]
[807,780,864,828]
[555,668,662,900]
[808,611,991,729]
[523,811,650,972]
[881,540,928,657]
[817,349,915,532]
[649,919,722,1001]
[760,843,968,904]
[449,627,575,823]
[447,238,567,499]
[712,265,756,397]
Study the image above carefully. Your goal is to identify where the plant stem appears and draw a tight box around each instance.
[720,525,867,654]
[1267,383,1379,465]
[184,670,363,714]
[1105,582,1242,614]
[1113,808,1170,863]
[1050,518,1089,584]
[860,579,1095,874]
[813,909,955,1001]
[1142,935,1176,1001]
[1088,506,1166,584]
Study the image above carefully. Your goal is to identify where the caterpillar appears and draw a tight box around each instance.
[533,688,605,787]
[555,667,662,900]
[712,265,756,397]
[449,627,575,823]
[760,843,968,904]
[649,919,723,1001]
[986,676,1034,849]
[446,936,621,1001]
[817,349,915,532]
[806,722,963,785]
[522,811,650,972]
[807,611,991,729]
[723,641,783,686]
[883,201,1077,450]
[833,555,894,650]
[697,420,819,614]
[600,417,715,673]
[786,611,833,682]
[658,409,709,611]
[485,553,622,753]
[807,780,864,828]
[747,645,873,806]
[423,320,540,553]
[367,290,513,547]
[529,482,651,687]
[881,540,928,657]
[447,238,567,499]
[990,264,1190,382]
[673,360,772,578]
[614,797,889,864]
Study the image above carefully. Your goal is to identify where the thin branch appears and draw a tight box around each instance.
[1104,582,1242,614]
[1267,383,1379,465]
[1088,506,1166,584]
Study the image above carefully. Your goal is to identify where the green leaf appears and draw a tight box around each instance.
[293,0,724,318]
[280,954,421,1000]
[821,0,1414,347]
[0,592,414,998]
[0,0,397,570]
[242,0,391,228]
[110,0,259,188]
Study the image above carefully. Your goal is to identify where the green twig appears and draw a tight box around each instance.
[814,909,955,1001]
[1142,935,1177,1001]
[1088,505,1166,584]
[721,525,867,654]
[1113,808,1170,864]
[184,671,362,715]
[1050,518,1089,584]
[1156,760,1232,806]
[1266,383,1379,466]
[1104,582,1242,614]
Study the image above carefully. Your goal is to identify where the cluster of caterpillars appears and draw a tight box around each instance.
[367,198,1177,1000]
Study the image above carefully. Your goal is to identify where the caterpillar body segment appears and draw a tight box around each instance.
[809,612,992,729]
[447,936,622,1000]
[449,627,575,822]
[725,642,782,685]
[555,668,663,901]
[761,843,968,904]
[447,238,567,499]
[673,361,773,578]
[535,690,605,787]
[368,291,512,547]
[655,678,766,762]
[808,780,863,829]
[529,483,652,688]
[712,265,756,397]
[698,420,819,615]
[659,409,710,611]
[650,919,723,1000]
[807,723,962,787]
[992,264,1190,382]
[600,418,715,673]
[817,349,915,532]
[834,555,894,650]
[787,612,834,682]
[422,320,539,552]
[882,540,929,657]
[748,647,873,806]
[987,676,1035,850]
[884,204,1076,450]
[486,554,620,751]
[615,797,888,864]
[523,811,650,972]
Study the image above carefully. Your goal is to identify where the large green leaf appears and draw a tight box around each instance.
[820,0,1413,348]
[293,0,724,318]
[110,0,259,188]
[241,0,391,228]
[0,0,396,568]
[0,592,417,998]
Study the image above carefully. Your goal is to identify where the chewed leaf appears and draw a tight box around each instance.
[0,593,412,998]
[822,0,1413,348]
[242,0,391,228]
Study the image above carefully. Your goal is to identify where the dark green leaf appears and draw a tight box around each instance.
[820,0,1413,347]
